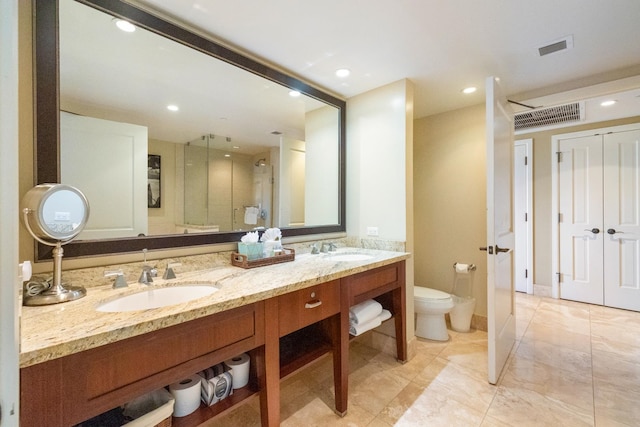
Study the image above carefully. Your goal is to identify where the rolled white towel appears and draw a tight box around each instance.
[349,299,383,325]
[350,316,382,336]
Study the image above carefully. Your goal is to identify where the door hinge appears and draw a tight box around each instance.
[524,156,528,166]
[556,272,562,283]
[558,213,562,223]
[525,269,528,279]
[557,152,563,163]
[525,212,528,222]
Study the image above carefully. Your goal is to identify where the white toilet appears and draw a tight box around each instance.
[414,286,455,341]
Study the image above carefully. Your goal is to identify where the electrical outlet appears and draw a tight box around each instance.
[366,226,379,236]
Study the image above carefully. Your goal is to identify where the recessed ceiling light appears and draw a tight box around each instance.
[600,100,617,107]
[224,154,231,158]
[462,86,477,94]
[289,90,301,97]
[233,145,240,149]
[166,105,179,112]
[335,68,351,78]
[114,19,136,33]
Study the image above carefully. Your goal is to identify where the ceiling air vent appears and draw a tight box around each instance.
[538,35,573,57]
[514,102,584,131]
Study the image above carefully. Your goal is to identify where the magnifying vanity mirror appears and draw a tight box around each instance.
[33,0,346,261]
[21,184,90,305]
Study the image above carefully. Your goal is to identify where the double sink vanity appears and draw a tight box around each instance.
[20,248,409,426]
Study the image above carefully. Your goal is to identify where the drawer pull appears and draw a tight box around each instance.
[305,299,322,309]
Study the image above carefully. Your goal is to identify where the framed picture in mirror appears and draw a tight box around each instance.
[148,154,161,208]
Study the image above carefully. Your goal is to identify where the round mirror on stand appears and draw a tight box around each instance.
[21,184,90,305]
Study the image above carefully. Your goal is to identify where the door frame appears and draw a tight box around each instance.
[514,139,533,294]
[551,122,640,300]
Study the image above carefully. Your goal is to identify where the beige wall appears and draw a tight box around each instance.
[414,104,488,316]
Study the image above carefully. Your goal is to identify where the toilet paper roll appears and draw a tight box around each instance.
[169,374,202,417]
[224,353,250,389]
[455,263,470,274]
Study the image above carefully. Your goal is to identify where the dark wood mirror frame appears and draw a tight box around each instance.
[34,0,346,261]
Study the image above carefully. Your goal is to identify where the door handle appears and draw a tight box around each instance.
[607,228,624,235]
[584,228,600,234]
[479,246,494,254]
[495,245,510,253]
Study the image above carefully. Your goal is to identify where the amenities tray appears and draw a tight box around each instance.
[231,248,295,269]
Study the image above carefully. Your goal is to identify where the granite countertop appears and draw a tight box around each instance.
[20,248,410,368]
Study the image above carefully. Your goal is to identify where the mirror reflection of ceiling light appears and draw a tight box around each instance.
[167,105,179,111]
[289,90,301,97]
[600,100,617,107]
[335,68,351,78]
[462,86,477,94]
[114,19,136,33]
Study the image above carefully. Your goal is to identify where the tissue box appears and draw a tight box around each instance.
[237,242,263,260]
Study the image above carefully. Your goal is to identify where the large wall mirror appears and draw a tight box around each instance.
[34,0,346,260]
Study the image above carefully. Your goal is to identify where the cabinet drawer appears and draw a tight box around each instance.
[346,264,399,301]
[278,280,340,336]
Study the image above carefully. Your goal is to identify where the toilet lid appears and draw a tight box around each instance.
[415,286,450,300]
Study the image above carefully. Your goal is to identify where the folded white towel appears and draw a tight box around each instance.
[350,316,381,336]
[379,309,392,323]
[349,309,392,336]
[244,207,259,225]
[349,299,383,324]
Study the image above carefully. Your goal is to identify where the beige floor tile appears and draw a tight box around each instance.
[502,356,594,413]
[514,338,592,376]
[437,341,488,377]
[486,386,594,427]
[592,349,640,394]
[281,396,375,427]
[594,379,640,427]
[395,381,486,426]
[348,361,411,415]
[521,321,592,353]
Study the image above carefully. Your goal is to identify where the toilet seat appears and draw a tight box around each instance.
[414,287,451,300]
[414,287,453,308]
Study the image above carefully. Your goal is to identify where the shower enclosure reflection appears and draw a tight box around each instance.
[180,134,273,233]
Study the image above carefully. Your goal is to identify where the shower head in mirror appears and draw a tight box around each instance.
[21,184,90,305]
[255,158,267,167]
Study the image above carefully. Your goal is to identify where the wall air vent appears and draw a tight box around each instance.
[514,102,584,131]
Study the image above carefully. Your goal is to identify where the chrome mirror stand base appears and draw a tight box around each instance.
[23,284,86,306]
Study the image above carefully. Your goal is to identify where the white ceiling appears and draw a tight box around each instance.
[132,0,640,118]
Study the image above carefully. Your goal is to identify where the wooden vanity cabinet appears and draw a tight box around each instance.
[20,302,265,427]
[20,260,407,427]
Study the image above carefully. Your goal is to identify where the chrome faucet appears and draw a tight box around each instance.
[162,262,181,280]
[138,249,157,284]
[320,242,337,253]
[104,270,127,289]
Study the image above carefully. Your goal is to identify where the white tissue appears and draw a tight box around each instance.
[241,231,260,243]
[260,227,282,242]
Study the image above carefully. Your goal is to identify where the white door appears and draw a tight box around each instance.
[603,130,640,311]
[485,77,516,385]
[557,127,640,311]
[558,135,604,305]
[514,140,532,294]
[60,112,148,239]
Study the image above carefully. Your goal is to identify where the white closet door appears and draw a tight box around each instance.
[558,135,604,305]
[603,130,640,311]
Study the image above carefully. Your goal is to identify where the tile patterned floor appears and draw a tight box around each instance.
[201,293,640,426]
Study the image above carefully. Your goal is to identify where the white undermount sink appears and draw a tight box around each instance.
[327,253,375,262]
[96,285,218,312]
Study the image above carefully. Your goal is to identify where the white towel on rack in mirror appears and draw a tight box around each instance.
[244,207,259,224]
